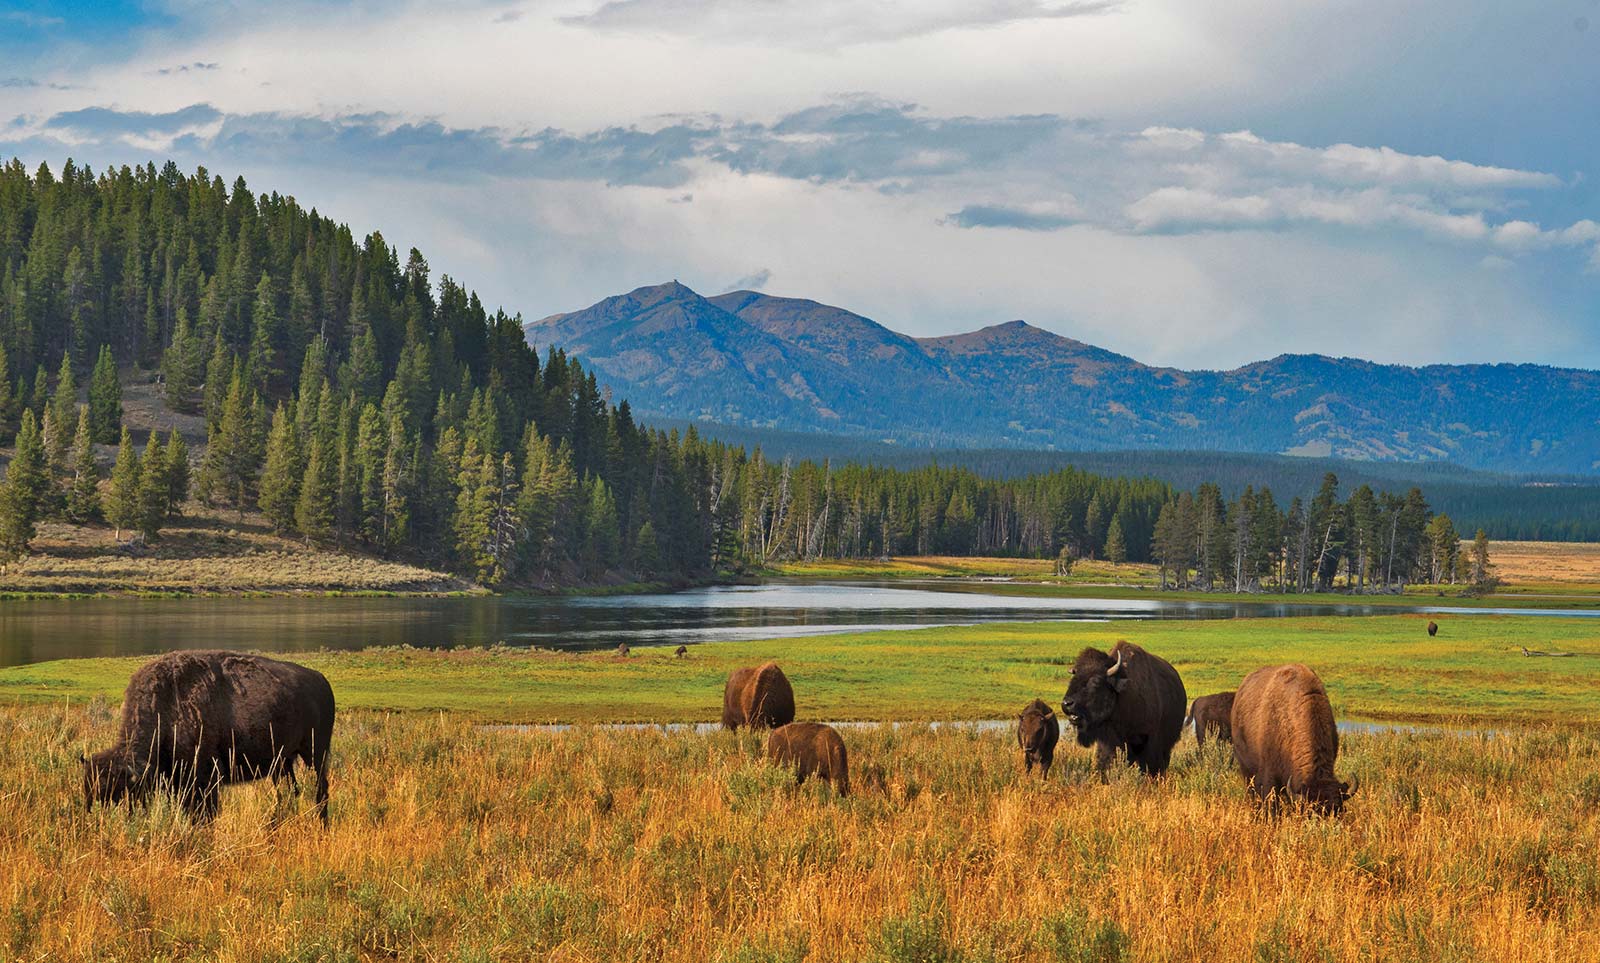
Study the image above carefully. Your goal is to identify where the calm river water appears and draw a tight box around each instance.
[2,580,1593,667]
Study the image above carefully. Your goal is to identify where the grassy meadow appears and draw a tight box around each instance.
[4,603,1599,959]
[4,706,1597,961]
[6,613,1597,726]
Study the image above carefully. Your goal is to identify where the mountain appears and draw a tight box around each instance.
[525,282,1600,474]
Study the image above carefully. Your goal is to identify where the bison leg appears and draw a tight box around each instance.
[1039,748,1053,780]
[1094,741,1118,783]
[1023,751,1035,774]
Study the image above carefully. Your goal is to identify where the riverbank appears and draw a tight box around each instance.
[770,547,1600,610]
[10,709,1597,961]
[8,614,1596,725]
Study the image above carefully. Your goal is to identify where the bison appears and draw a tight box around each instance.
[1184,691,1235,747]
[1230,663,1353,815]
[675,644,688,658]
[1061,641,1186,779]
[721,662,796,730]
[616,642,631,657]
[82,651,335,824]
[1016,699,1060,778]
[1427,621,1438,637]
[766,722,849,796]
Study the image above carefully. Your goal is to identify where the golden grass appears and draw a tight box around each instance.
[5,705,1596,961]
[773,555,1159,586]
[0,508,474,596]
[1489,541,1600,589]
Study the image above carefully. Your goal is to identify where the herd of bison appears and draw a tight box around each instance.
[81,633,1375,825]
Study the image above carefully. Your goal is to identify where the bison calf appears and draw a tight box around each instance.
[1017,699,1060,778]
[1231,664,1353,816]
[1184,691,1235,747]
[1061,641,1186,779]
[721,662,796,730]
[766,722,849,796]
[82,651,335,825]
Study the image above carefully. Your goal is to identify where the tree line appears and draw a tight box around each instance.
[0,158,1486,592]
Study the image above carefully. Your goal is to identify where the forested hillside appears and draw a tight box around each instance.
[0,159,1488,592]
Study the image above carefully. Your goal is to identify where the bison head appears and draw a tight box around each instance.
[1061,646,1130,746]
[1304,776,1354,816]
[81,750,136,811]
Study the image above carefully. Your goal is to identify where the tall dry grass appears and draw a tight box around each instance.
[3,704,1596,961]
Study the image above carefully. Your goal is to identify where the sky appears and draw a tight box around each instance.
[1,0,1597,370]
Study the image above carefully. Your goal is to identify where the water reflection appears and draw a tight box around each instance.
[1,580,1594,667]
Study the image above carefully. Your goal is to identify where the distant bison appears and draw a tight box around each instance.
[1231,664,1353,815]
[82,651,335,824]
[1184,691,1235,747]
[675,645,688,658]
[1061,641,1186,779]
[721,662,796,730]
[1427,621,1438,637]
[1016,699,1060,778]
[616,643,631,657]
[766,722,849,796]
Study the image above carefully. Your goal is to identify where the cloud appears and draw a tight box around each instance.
[155,61,220,75]
[0,11,64,29]
[722,268,772,292]
[44,104,222,139]
[943,200,1081,230]
[563,0,1121,46]
[0,77,79,91]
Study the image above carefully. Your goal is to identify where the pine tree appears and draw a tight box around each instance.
[295,432,337,544]
[162,305,202,412]
[244,271,280,394]
[202,337,234,432]
[1470,529,1495,592]
[0,341,13,441]
[379,412,411,551]
[1105,514,1128,565]
[582,475,619,576]
[87,344,122,443]
[136,432,167,540]
[0,410,49,565]
[634,520,660,576]
[66,405,100,523]
[258,403,301,533]
[199,371,265,511]
[355,403,385,545]
[105,427,141,540]
[49,351,76,443]
[28,365,47,420]
[163,429,190,518]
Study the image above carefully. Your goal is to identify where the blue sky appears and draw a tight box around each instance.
[1,0,1597,370]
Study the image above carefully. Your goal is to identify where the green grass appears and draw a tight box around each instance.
[6,614,1596,726]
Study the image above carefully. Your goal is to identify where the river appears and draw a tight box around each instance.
[2,579,1594,666]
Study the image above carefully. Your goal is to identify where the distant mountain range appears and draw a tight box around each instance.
[524,282,1600,475]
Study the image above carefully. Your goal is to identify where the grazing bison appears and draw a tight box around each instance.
[1427,621,1439,637]
[1060,641,1186,779]
[1016,699,1060,778]
[1230,664,1353,815]
[674,645,688,658]
[616,642,631,657]
[721,662,796,730]
[766,722,849,796]
[82,651,335,824]
[1184,691,1235,747]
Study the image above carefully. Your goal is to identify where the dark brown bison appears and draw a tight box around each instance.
[1231,664,1353,815]
[1427,621,1438,637]
[82,651,335,824]
[1061,641,1186,779]
[766,722,849,796]
[1184,691,1235,746]
[721,662,796,730]
[674,644,688,658]
[1016,699,1060,778]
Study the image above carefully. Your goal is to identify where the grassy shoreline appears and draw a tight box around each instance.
[7,614,1596,726]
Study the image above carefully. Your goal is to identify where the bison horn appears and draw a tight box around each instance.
[1106,648,1126,678]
